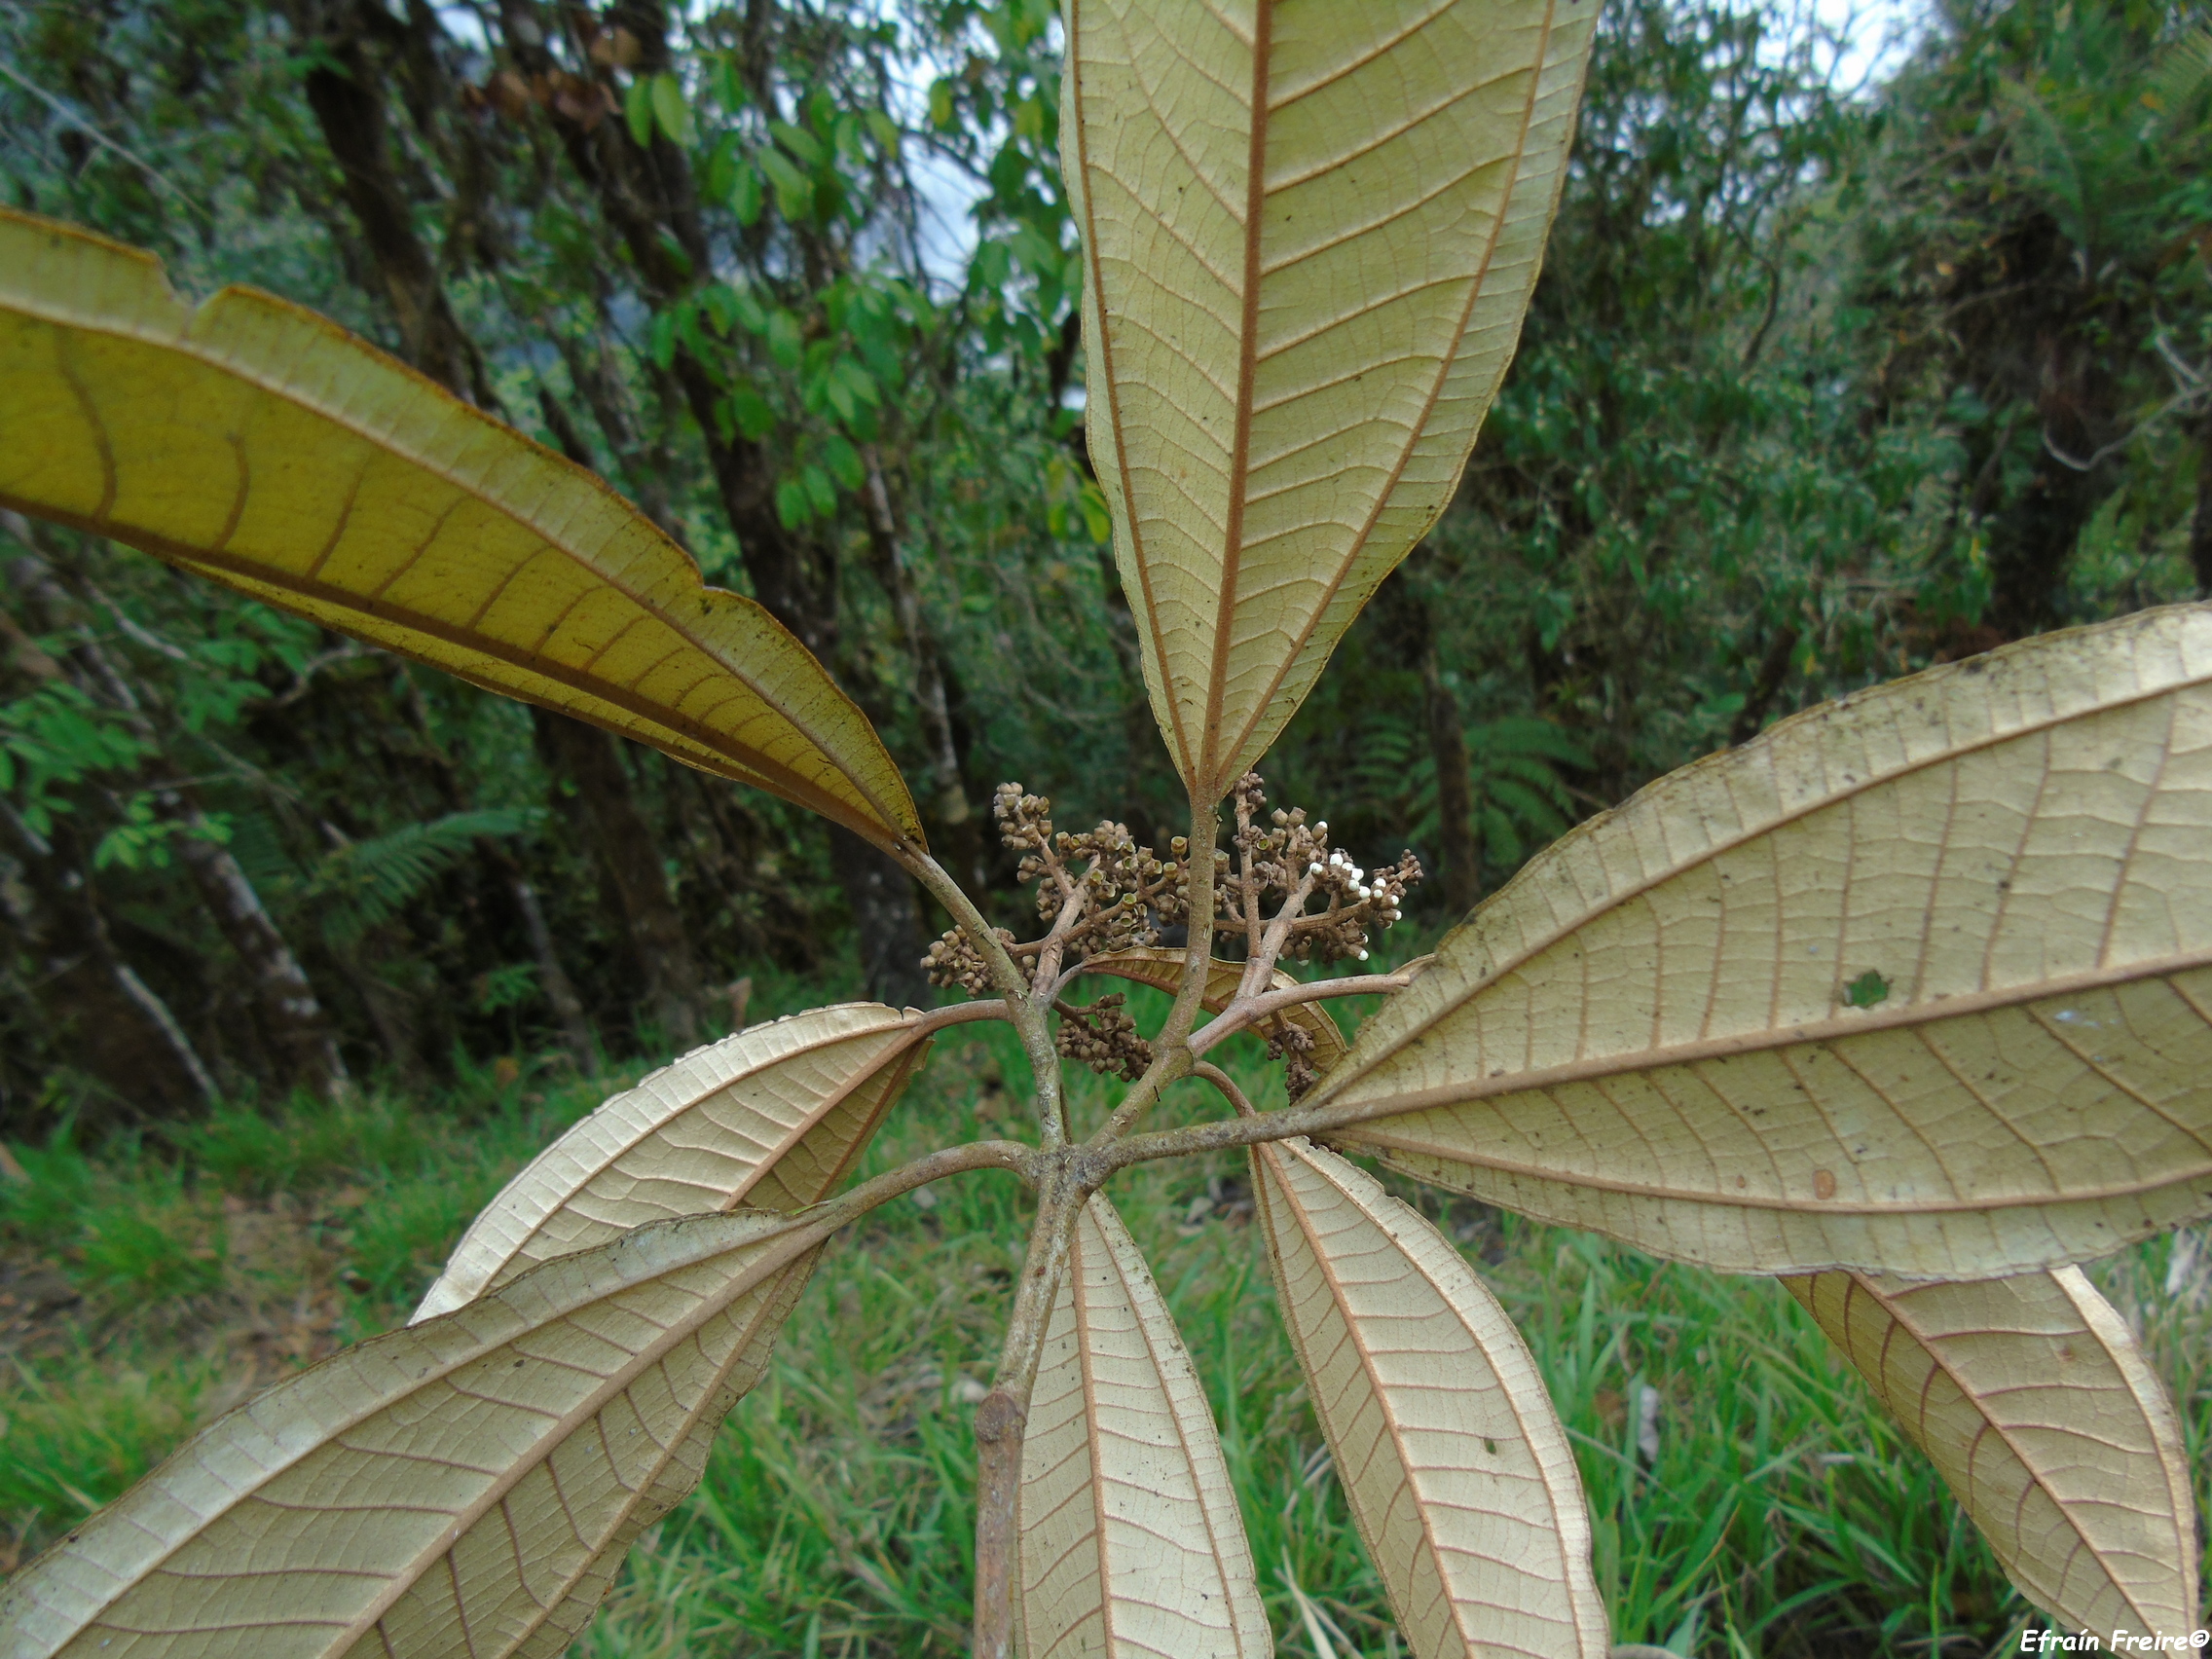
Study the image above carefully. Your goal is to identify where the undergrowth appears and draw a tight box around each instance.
[2,970,2206,1657]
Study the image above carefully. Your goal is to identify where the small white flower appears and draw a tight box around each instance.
[1355,948,1369,961]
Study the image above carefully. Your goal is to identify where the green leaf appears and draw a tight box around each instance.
[727,387,776,441]
[764,308,803,370]
[770,120,826,166]
[310,808,539,947]
[0,207,925,851]
[757,146,813,221]
[648,72,693,146]
[624,76,655,150]
[645,308,679,370]
[729,157,764,226]
[820,435,864,490]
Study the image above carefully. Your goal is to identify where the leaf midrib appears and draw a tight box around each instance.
[1846,1268,2170,1635]
[1327,937,2212,1154]
[5,280,910,843]
[443,1015,923,1310]
[1195,1,1275,795]
[1311,647,2212,1107]
[48,1218,818,1648]
[1209,0,1563,790]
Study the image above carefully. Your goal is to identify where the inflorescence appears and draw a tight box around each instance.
[923,774,1419,1087]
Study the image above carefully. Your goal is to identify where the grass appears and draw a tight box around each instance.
[2,970,2207,1656]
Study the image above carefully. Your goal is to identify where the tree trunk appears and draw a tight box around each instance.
[534,709,702,1048]
[2,540,348,1099]
[169,829,350,1096]
[1984,446,2112,639]
[0,806,216,1128]
[1419,647,1481,918]
[861,453,982,888]
[301,26,498,411]
[502,859,596,1070]
[1729,625,1800,748]
[828,824,932,1010]
[2192,415,2212,599]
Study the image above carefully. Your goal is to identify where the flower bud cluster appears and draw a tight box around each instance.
[994,784,1188,952]
[1054,992,1152,1083]
[925,783,1194,997]
[1264,1019,1321,1100]
[1220,772,1422,965]
[994,782,1057,884]
[922,923,1019,996]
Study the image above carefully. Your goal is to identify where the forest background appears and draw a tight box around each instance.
[0,0,2208,1653]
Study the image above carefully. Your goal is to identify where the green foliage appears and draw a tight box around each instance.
[302,809,540,949]
[0,681,152,835]
[7,1014,2205,1650]
[0,0,2168,1102]
[1346,711,1590,883]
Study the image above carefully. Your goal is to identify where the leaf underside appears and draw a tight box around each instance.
[1251,1138,1607,1659]
[1320,605,2212,1277]
[0,207,921,851]
[1787,1267,2200,1641]
[1081,947,1349,1071]
[1017,1196,1271,1659]
[415,1004,932,1322]
[0,1211,824,1659]
[1062,0,1597,800]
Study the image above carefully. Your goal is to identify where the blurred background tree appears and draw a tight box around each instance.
[0,0,2204,1130]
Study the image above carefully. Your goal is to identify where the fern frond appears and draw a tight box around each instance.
[311,808,540,946]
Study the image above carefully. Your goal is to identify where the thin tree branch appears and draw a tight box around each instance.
[1090,792,1220,1143]
[1191,1060,1257,1120]
[1188,960,1430,1058]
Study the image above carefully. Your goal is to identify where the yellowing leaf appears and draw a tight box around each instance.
[1017,1196,1270,1659]
[1786,1267,2198,1641]
[0,1209,825,1659]
[415,1004,932,1322]
[1250,1139,1606,1659]
[1082,946,1349,1071]
[1061,0,1596,798]
[1321,606,2212,1277]
[0,208,921,851]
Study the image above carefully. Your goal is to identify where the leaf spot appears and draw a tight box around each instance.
[1842,970,1890,1009]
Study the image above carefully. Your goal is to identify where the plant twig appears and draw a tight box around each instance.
[1188,960,1429,1057]
[1083,793,1219,1145]
[899,843,1070,1149]
[1191,1060,1257,1120]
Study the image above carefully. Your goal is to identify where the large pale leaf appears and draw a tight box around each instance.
[1061,0,1596,798]
[0,1209,824,1659]
[1321,606,2212,1277]
[0,207,920,850]
[1082,947,1349,1071]
[1016,1196,1270,1659]
[1249,1138,1606,1659]
[415,1004,931,1322]
[1786,1267,2199,1641]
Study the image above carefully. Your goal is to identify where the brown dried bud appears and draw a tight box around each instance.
[1055,993,1152,1082]
[922,925,1017,996]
